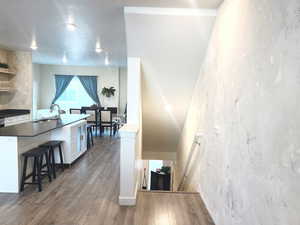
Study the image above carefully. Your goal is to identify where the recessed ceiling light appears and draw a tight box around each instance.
[95,47,102,53]
[30,40,38,50]
[104,53,109,66]
[164,104,172,112]
[95,42,102,53]
[66,23,77,31]
[63,54,68,64]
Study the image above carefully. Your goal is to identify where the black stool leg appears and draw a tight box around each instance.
[50,147,56,179]
[39,153,44,169]
[45,152,52,182]
[58,144,64,172]
[32,157,37,183]
[90,129,94,146]
[20,156,28,192]
[36,156,42,192]
[100,126,103,136]
[87,129,90,149]
[113,124,117,136]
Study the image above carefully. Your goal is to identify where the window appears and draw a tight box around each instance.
[55,76,95,111]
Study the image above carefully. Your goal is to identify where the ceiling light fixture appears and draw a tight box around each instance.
[62,54,68,64]
[95,42,102,53]
[66,23,77,31]
[66,16,77,31]
[104,53,109,66]
[30,40,38,50]
[164,104,172,112]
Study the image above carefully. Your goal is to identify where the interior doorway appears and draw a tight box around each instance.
[141,160,174,191]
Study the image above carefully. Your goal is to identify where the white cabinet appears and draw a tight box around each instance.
[51,120,87,164]
[4,114,30,127]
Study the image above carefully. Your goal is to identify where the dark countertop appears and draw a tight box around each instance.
[0,109,30,119]
[0,114,89,137]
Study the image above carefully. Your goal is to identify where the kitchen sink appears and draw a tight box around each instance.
[34,118,60,123]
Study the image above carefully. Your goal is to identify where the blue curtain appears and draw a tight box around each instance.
[78,76,101,105]
[51,75,74,104]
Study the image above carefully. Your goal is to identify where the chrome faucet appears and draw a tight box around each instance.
[50,104,63,118]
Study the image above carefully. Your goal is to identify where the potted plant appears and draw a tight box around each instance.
[101,86,116,98]
[160,166,171,174]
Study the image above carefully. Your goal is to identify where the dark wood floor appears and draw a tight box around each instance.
[0,136,214,225]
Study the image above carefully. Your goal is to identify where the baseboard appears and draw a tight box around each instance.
[142,151,177,160]
[119,196,136,206]
[139,190,199,194]
[119,180,139,206]
[198,190,216,225]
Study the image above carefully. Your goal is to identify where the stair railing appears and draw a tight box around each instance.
[177,133,202,191]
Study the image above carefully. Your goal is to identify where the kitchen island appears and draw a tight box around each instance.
[0,114,89,193]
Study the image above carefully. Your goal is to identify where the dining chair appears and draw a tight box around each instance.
[81,107,100,136]
[111,107,126,135]
[106,107,118,123]
[69,108,81,114]
[99,109,114,136]
[124,104,127,123]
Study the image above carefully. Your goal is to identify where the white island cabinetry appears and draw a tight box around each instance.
[51,119,87,164]
[0,115,89,193]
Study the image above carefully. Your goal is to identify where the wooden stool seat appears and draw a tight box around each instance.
[41,140,63,147]
[23,147,47,157]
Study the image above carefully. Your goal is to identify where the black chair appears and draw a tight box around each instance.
[81,107,100,136]
[112,114,124,136]
[124,104,127,123]
[39,141,64,179]
[20,147,52,192]
[106,107,118,115]
[99,109,115,136]
[87,124,94,149]
[69,108,81,114]
[111,107,126,135]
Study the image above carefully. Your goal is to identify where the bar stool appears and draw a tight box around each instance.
[87,124,94,149]
[40,141,64,179]
[20,147,52,192]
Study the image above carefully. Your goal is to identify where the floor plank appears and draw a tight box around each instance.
[0,136,214,225]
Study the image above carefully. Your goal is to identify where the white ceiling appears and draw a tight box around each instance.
[0,0,223,66]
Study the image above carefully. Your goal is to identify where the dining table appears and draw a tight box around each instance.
[80,106,119,136]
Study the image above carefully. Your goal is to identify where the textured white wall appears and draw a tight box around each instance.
[176,0,300,224]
